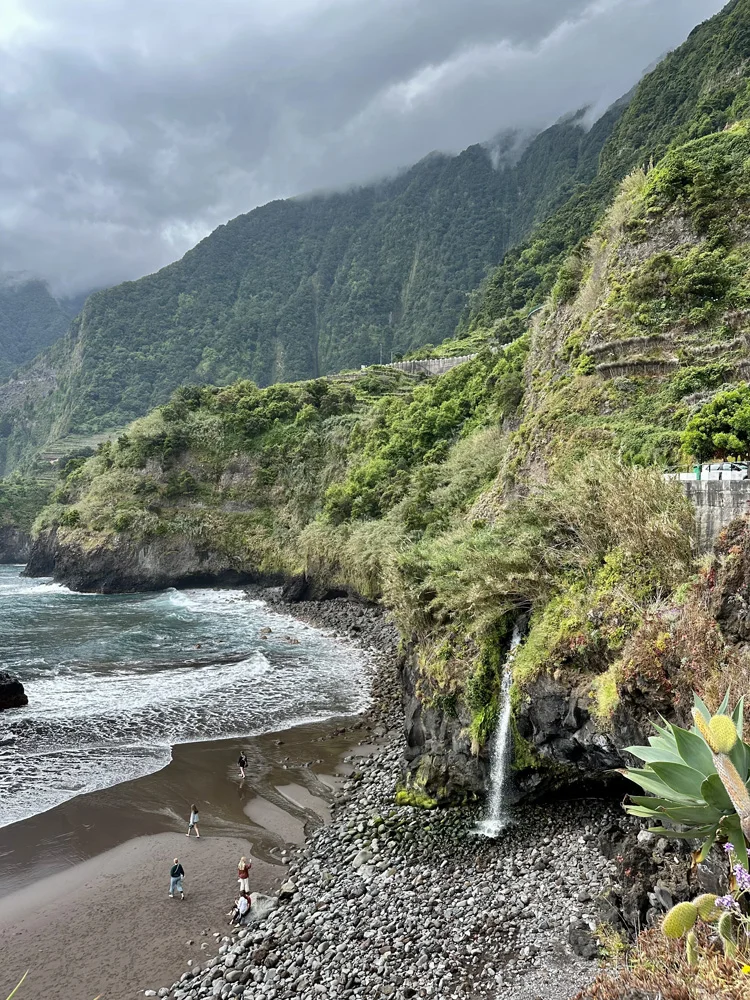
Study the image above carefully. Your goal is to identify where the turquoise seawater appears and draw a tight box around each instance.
[0,565,367,827]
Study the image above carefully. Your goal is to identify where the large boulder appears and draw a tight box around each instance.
[0,671,28,711]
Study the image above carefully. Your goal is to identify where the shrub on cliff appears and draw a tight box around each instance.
[682,383,750,461]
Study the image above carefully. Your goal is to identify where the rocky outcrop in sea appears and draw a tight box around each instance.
[0,670,28,711]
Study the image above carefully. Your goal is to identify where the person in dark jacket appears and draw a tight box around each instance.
[238,752,248,779]
[169,858,185,899]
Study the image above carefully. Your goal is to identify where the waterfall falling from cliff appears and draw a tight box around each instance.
[475,622,523,838]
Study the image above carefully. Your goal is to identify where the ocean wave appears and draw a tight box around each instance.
[0,566,369,829]
[0,580,73,597]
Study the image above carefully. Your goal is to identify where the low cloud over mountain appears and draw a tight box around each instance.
[0,0,726,293]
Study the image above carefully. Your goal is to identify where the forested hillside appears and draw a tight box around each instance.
[30,0,750,794]
[467,0,750,335]
[0,107,624,477]
[0,276,84,381]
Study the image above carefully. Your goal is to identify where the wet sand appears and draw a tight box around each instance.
[0,717,371,1000]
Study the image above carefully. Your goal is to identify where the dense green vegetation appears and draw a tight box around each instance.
[683,385,750,461]
[0,476,52,533]
[0,278,83,381]
[467,0,750,335]
[0,110,622,476]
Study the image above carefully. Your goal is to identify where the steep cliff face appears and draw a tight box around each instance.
[25,527,282,592]
[400,648,489,805]
[0,276,84,381]
[0,108,623,477]
[0,526,31,563]
[400,644,648,806]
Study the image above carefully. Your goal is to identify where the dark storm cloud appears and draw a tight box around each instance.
[0,0,728,293]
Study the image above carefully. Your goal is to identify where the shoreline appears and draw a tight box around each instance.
[0,591,400,1000]
[0,715,388,1000]
[1,587,625,1000]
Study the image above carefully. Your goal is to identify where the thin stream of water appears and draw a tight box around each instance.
[475,622,523,837]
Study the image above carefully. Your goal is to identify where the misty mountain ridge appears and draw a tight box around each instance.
[0,275,91,383]
[0,96,627,476]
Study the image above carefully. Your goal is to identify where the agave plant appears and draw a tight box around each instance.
[622,691,750,869]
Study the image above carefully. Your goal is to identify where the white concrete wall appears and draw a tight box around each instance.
[682,480,750,552]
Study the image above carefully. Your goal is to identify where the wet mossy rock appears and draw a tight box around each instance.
[400,649,487,806]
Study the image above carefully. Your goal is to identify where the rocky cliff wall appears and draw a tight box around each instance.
[25,528,284,593]
[400,645,643,806]
[0,526,32,564]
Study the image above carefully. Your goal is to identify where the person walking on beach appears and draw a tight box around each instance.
[186,803,201,838]
[237,856,251,892]
[238,751,247,779]
[169,858,185,899]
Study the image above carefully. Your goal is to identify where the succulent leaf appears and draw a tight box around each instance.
[662,902,698,939]
[718,911,737,958]
[649,761,706,800]
[720,812,750,871]
[693,693,711,723]
[671,725,714,777]
[700,773,734,813]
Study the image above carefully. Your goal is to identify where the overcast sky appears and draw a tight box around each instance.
[0,0,727,295]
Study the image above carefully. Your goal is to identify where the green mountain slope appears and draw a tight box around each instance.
[0,108,624,476]
[28,0,750,817]
[468,0,750,335]
[0,277,83,381]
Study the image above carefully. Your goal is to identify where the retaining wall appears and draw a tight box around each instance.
[383,354,476,376]
[682,480,750,552]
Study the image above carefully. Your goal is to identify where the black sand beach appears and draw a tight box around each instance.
[0,717,378,1000]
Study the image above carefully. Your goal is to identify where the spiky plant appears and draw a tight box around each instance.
[718,911,738,959]
[694,893,720,922]
[622,691,750,868]
[663,901,698,939]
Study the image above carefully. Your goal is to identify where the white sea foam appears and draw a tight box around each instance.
[0,568,369,828]
[0,580,73,597]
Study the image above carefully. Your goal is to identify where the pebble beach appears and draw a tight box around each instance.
[0,594,624,1000]
[152,597,623,1000]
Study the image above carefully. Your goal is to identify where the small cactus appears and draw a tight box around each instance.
[663,901,698,939]
[685,929,699,968]
[708,714,738,754]
[718,910,737,958]
[694,893,720,922]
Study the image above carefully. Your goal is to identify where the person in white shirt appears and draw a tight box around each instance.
[229,891,250,925]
